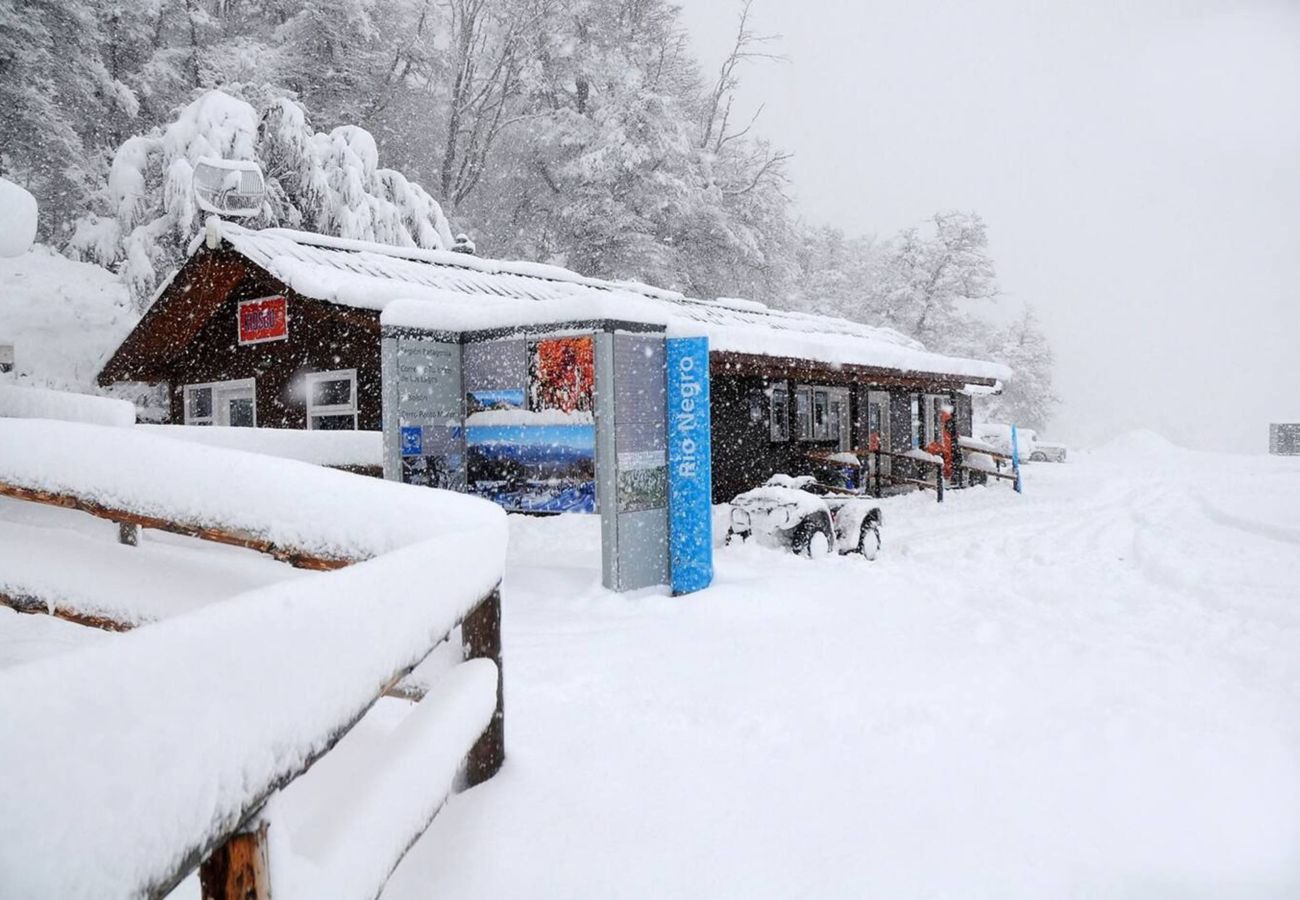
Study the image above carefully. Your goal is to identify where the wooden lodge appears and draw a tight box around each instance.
[99,223,1007,503]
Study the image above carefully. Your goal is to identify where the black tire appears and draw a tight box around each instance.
[1030,451,1047,462]
[857,521,881,561]
[791,513,833,558]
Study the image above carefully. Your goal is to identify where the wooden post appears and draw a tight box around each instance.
[199,822,270,900]
[461,587,504,787]
[873,448,882,497]
[118,521,140,546]
[935,461,944,503]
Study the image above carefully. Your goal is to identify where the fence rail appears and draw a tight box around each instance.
[0,420,507,900]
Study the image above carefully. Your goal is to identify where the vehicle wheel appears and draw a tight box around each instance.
[791,514,833,559]
[858,522,881,560]
[1030,451,1046,462]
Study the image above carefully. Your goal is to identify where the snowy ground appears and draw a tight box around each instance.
[386,433,1300,898]
[2,432,1297,897]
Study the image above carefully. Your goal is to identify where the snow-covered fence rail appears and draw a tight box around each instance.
[0,419,508,900]
[0,419,480,570]
[139,423,382,471]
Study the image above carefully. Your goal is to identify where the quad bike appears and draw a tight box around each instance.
[726,475,883,560]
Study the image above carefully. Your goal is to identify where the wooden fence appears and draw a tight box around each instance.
[0,462,505,900]
[807,441,1020,503]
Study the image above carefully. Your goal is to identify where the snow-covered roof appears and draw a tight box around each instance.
[211,223,1008,385]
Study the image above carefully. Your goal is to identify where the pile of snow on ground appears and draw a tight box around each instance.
[0,247,137,393]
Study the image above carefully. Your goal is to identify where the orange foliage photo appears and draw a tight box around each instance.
[527,336,594,413]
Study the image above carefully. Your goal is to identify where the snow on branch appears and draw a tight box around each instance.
[68,90,456,309]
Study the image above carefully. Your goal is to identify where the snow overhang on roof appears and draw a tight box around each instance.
[207,223,1010,385]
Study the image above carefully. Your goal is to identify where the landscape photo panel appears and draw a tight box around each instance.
[466,422,596,513]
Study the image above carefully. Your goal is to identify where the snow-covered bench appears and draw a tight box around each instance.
[0,419,508,899]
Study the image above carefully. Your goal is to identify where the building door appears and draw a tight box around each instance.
[867,390,891,477]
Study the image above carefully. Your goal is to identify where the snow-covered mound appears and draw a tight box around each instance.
[0,384,135,427]
[1092,428,1185,460]
[0,246,137,392]
[0,179,38,258]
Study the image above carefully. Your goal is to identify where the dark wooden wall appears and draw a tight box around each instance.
[954,393,973,437]
[709,373,977,502]
[163,272,382,429]
[710,375,794,503]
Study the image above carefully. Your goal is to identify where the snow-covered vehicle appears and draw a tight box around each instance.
[726,475,883,560]
[1029,441,1068,463]
[975,424,1066,462]
[975,423,1035,457]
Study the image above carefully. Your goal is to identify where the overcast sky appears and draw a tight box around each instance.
[676,0,1300,452]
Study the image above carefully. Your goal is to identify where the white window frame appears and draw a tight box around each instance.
[797,384,850,443]
[305,368,359,430]
[183,378,256,427]
[812,389,829,440]
[768,386,790,442]
[794,386,813,440]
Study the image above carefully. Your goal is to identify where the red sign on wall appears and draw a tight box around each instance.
[237,295,288,345]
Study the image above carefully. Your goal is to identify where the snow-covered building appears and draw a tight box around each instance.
[98,223,1007,502]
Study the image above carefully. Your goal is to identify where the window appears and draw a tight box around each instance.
[769,387,789,442]
[185,386,213,425]
[812,390,829,439]
[794,385,850,442]
[183,378,256,427]
[794,387,812,440]
[306,369,358,430]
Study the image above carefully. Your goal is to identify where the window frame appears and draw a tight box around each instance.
[794,384,850,443]
[768,386,790,442]
[305,368,359,431]
[794,386,813,441]
[183,378,256,427]
[812,389,829,440]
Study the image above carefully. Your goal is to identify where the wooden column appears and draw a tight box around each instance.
[199,823,270,900]
[461,587,504,787]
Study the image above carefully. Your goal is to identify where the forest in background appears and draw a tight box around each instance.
[0,0,1056,427]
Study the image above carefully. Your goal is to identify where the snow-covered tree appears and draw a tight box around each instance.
[980,307,1059,431]
[68,89,454,308]
[874,211,998,350]
[785,211,1057,430]
[0,0,137,236]
[23,0,800,304]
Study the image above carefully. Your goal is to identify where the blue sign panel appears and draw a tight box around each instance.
[666,336,713,594]
[400,425,423,457]
[1010,424,1023,494]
